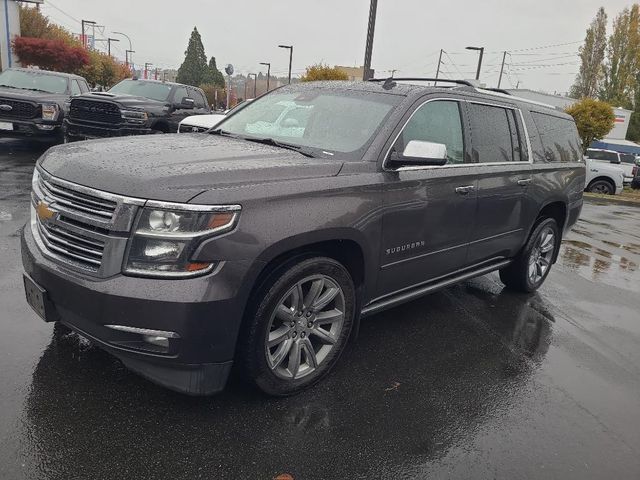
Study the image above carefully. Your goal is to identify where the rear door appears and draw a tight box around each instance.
[465,101,535,265]
[377,98,478,297]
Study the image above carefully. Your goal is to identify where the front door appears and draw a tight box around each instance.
[377,99,477,298]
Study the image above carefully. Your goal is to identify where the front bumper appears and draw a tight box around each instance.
[616,184,624,195]
[0,117,63,137]
[64,118,154,139]
[21,224,252,395]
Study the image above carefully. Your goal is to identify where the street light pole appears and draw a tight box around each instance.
[278,45,293,84]
[81,20,96,49]
[466,46,484,81]
[362,0,378,80]
[248,73,257,98]
[260,62,271,92]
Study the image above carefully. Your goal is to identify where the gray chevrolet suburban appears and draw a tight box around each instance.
[21,79,585,396]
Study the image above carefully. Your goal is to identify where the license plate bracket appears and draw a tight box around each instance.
[0,121,14,131]
[23,275,58,322]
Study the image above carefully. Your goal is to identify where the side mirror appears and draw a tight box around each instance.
[390,140,448,166]
[178,97,195,109]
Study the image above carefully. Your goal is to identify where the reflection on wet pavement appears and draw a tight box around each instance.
[560,203,640,291]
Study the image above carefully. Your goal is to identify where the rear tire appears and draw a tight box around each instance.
[238,257,355,396]
[587,179,615,195]
[500,217,559,293]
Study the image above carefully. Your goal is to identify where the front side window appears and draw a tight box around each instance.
[0,69,68,94]
[217,89,400,158]
[392,100,465,164]
[172,87,188,105]
[468,103,517,163]
[108,80,173,102]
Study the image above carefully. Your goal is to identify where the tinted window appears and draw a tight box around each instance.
[532,112,582,162]
[79,81,90,93]
[189,88,206,108]
[468,103,515,163]
[394,100,465,164]
[70,80,81,96]
[587,150,618,162]
[172,86,189,105]
[620,153,635,164]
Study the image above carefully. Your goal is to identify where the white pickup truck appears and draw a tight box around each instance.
[584,156,625,195]
[586,148,636,185]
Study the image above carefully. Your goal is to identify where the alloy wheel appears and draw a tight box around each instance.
[265,274,346,380]
[528,227,555,285]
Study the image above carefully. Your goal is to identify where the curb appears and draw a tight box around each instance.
[583,193,640,207]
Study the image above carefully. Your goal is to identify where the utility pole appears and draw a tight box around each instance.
[248,73,257,98]
[278,45,293,84]
[125,50,135,68]
[144,63,153,80]
[362,0,378,80]
[154,68,159,80]
[260,62,271,92]
[107,38,119,57]
[497,51,508,89]
[466,46,484,81]
[81,20,96,49]
[434,49,444,86]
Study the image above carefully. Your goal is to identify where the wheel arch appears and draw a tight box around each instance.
[586,176,616,192]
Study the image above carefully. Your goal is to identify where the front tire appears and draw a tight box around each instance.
[238,257,355,396]
[500,217,559,293]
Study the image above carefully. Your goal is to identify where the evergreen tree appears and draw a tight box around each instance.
[203,56,225,87]
[570,8,607,99]
[176,27,208,86]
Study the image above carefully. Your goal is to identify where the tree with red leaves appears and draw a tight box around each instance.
[12,37,89,72]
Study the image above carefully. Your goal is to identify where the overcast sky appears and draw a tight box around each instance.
[40,0,633,93]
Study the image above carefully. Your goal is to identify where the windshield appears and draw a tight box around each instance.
[108,79,173,102]
[217,88,400,157]
[0,69,68,94]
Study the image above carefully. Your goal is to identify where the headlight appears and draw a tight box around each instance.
[123,203,240,278]
[41,104,60,121]
[121,109,149,123]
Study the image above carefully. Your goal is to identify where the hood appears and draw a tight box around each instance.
[0,87,68,104]
[39,134,343,203]
[75,91,167,109]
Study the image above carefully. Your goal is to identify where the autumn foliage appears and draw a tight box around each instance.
[300,64,349,82]
[12,36,89,72]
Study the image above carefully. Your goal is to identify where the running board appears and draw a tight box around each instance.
[361,259,511,317]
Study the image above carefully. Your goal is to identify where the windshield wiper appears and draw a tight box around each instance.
[210,128,236,137]
[0,84,19,89]
[242,137,316,158]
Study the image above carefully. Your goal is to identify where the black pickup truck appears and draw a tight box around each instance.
[0,68,90,141]
[64,78,211,140]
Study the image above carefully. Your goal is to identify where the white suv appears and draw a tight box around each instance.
[586,148,635,185]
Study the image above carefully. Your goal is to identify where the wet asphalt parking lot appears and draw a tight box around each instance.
[0,137,639,480]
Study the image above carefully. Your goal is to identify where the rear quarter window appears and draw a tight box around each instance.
[531,112,582,163]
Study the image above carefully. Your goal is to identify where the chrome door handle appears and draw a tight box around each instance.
[517,178,532,186]
[455,185,475,194]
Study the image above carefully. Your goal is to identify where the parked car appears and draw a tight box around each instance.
[22,79,585,396]
[64,78,211,141]
[584,156,625,194]
[0,68,90,142]
[585,148,635,185]
[631,163,640,189]
[178,98,253,133]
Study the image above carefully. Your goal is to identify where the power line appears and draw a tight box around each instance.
[44,1,81,24]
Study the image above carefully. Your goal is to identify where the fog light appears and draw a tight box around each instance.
[36,125,55,131]
[143,335,170,348]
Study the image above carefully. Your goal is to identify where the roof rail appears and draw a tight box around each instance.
[368,77,475,87]
[484,88,511,95]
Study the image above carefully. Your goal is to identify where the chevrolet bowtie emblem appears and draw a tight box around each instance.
[36,201,56,222]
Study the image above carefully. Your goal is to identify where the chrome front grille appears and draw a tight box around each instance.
[36,219,105,270]
[31,168,145,277]
[38,174,117,220]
